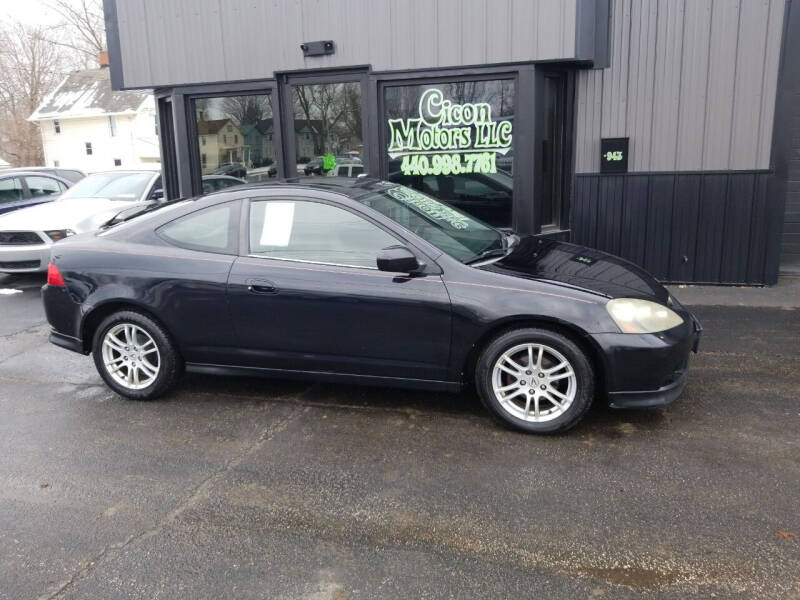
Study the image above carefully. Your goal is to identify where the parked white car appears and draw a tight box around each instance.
[0,170,162,273]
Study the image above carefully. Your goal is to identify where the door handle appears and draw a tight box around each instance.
[246,278,278,294]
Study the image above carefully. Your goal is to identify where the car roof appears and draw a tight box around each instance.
[224,177,392,199]
[0,170,71,180]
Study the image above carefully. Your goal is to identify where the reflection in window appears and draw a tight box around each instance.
[292,82,363,176]
[194,94,277,182]
[384,80,514,228]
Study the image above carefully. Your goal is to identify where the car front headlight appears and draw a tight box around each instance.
[606,298,684,334]
[44,229,75,242]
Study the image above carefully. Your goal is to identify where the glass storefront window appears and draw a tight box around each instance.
[194,94,278,186]
[291,82,363,176]
[384,79,515,228]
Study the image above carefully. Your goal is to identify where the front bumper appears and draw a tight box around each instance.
[594,310,702,409]
[0,243,51,272]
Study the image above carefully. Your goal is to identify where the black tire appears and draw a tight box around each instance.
[91,310,182,401]
[474,327,594,434]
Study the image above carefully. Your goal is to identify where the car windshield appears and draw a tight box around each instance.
[58,172,153,201]
[357,185,506,263]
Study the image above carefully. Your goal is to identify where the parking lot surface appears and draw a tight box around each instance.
[1,274,798,599]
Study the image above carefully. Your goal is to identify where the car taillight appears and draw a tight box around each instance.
[47,263,66,287]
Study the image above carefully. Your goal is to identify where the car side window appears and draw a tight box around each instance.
[0,177,23,204]
[158,202,237,254]
[25,176,63,197]
[249,199,397,269]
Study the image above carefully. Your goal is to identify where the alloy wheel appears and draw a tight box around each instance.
[100,323,161,390]
[491,342,577,423]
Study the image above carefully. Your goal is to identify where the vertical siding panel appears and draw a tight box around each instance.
[626,0,658,171]
[720,174,755,282]
[460,0,487,65]
[389,0,415,69]
[538,0,561,59]
[410,0,437,69]
[619,175,648,265]
[643,174,674,279]
[650,0,684,171]
[485,0,512,64]
[576,70,604,173]
[746,174,770,282]
[437,0,462,68]
[702,0,741,170]
[694,174,728,281]
[367,1,392,71]
[676,0,712,169]
[756,0,785,169]
[510,0,537,62]
[117,0,152,87]
[729,0,770,170]
[562,0,577,58]
[669,175,701,281]
[601,0,630,137]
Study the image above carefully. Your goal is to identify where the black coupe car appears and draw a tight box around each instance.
[42,178,700,434]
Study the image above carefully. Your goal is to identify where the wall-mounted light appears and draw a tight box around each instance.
[301,40,335,57]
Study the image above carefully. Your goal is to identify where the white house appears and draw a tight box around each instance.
[29,67,160,173]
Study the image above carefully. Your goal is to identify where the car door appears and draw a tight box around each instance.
[0,177,27,214]
[226,196,453,382]
[22,175,67,207]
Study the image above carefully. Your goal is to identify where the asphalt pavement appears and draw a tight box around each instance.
[0,273,798,599]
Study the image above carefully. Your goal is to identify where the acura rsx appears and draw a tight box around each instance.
[42,178,701,434]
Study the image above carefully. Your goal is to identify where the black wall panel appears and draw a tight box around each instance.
[571,171,776,284]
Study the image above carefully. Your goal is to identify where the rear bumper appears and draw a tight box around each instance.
[0,244,50,272]
[593,310,702,409]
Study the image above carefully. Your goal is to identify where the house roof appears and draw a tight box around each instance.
[29,68,150,121]
[197,119,233,135]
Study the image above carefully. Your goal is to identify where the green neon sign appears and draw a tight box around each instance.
[388,88,512,176]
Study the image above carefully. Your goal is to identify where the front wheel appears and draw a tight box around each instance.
[475,328,595,434]
[92,310,182,400]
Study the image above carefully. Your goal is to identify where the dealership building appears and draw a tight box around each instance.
[103,0,799,284]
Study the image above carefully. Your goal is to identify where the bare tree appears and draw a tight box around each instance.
[0,22,68,166]
[47,0,106,68]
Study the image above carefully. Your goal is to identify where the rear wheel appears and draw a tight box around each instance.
[92,310,181,400]
[475,328,594,434]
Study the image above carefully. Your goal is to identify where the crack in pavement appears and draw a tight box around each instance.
[36,398,307,600]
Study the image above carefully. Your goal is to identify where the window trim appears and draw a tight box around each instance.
[244,195,409,271]
[185,84,280,195]
[156,199,241,256]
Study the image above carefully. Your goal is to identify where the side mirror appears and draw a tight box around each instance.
[377,245,420,273]
[151,188,164,200]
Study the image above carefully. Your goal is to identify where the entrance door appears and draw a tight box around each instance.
[281,72,369,178]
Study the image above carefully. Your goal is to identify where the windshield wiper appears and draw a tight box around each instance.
[101,199,180,229]
[464,233,518,265]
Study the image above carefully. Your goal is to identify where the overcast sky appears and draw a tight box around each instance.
[2,1,63,25]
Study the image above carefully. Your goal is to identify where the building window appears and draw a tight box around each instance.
[108,115,117,137]
[53,120,61,134]
[85,142,93,155]
[193,93,276,177]
[114,158,121,166]
[383,79,515,228]
[53,160,60,167]
[291,81,363,176]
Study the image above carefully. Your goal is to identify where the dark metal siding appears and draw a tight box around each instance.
[571,171,778,284]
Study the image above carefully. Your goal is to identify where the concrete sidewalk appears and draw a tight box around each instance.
[667,275,800,308]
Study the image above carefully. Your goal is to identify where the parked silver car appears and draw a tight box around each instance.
[0,170,161,273]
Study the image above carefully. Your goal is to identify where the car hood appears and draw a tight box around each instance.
[0,197,144,233]
[480,237,670,303]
